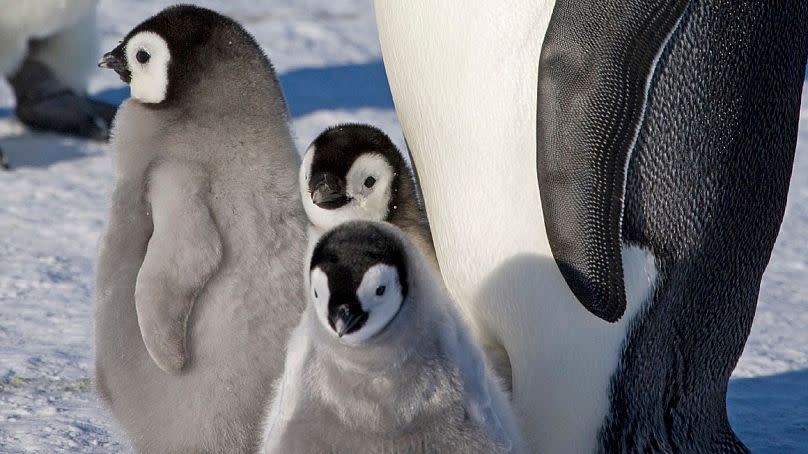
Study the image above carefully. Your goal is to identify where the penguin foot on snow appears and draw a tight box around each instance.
[8,57,115,141]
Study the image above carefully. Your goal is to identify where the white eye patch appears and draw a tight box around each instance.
[345,154,395,214]
[299,145,315,193]
[125,31,171,103]
[341,263,403,344]
[310,267,332,334]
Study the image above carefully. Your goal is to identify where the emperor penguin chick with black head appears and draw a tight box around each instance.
[261,221,522,454]
[299,124,437,269]
[94,6,306,453]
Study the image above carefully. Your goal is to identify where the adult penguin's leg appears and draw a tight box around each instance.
[9,56,111,141]
[9,10,116,140]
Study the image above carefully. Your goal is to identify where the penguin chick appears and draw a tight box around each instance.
[299,124,438,269]
[94,6,306,452]
[261,221,523,454]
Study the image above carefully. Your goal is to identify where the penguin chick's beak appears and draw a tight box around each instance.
[330,304,367,338]
[311,181,351,209]
[98,52,131,83]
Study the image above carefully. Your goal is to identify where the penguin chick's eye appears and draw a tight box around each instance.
[136,49,151,64]
[375,285,386,296]
[364,176,376,189]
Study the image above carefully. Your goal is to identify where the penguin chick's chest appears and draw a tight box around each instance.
[278,351,494,451]
[316,354,460,425]
[282,379,478,454]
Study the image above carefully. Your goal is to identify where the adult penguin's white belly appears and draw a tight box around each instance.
[374,2,658,452]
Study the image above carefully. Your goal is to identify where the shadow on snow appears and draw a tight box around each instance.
[64,61,396,116]
[1,61,394,168]
[728,368,808,453]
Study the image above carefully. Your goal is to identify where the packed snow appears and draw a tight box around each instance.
[0,1,805,452]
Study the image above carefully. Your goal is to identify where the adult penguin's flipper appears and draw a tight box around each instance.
[536,0,687,322]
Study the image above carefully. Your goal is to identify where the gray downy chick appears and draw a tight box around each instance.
[261,221,523,454]
[94,5,306,452]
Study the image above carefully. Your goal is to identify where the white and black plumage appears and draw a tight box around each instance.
[299,124,437,268]
[0,0,97,90]
[0,0,114,144]
[375,0,808,452]
[261,221,522,454]
[94,6,306,452]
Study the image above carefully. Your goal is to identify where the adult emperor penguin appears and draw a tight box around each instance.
[0,0,114,140]
[261,221,522,454]
[375,0,808,452]
[94,6,306,452]
[299,123,437,267]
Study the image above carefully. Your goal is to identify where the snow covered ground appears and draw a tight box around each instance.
[0,1,805,452]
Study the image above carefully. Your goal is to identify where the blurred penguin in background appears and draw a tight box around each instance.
[0,0,116,167]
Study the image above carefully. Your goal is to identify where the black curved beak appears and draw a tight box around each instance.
[98,51,131,83]
[311,177,350,209]
[329,304,367,337]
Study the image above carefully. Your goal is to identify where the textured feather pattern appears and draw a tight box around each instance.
[536,0,688,322]
[599,0,808,452]
[261,223,523,454]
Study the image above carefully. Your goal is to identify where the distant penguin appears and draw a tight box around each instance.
[299,124,437,268]
[0,0,114,141]
[261,221,522,454]
[375,0,808,452]
[94,6,306,452]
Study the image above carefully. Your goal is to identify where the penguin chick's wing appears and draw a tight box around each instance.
[261,319,313,453]
[134,161,222,373]
[448,310,523,453]
[535,0,687,322]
